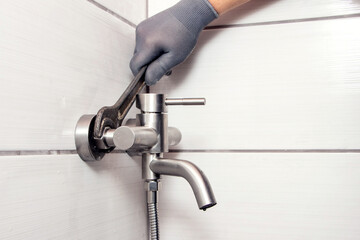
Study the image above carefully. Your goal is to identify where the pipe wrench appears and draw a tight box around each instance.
[93,66,147,150]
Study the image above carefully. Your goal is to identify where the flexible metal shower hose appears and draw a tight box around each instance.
[147,203,159,240]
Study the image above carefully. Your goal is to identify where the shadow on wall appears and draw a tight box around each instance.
[156,0,279,90]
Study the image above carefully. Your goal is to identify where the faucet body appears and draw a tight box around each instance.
[75,93,217,239]
[134,93,216,210]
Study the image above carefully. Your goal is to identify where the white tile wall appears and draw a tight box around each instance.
[94,0,147,25]
[1,0,359,239]
[0,153,146,239]
[153,17,360,150]
[0,0,139,150]
[0,0,148,239]
[149,1,360,239]
[158,152,360,240]
[149,0,360,26]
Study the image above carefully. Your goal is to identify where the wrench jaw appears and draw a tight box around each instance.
[75,115,112,161]
[93,128,116,152]
[93,106,118,140]
[93,107,119,151]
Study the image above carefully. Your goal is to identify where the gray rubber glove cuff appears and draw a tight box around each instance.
[169,0,218,36]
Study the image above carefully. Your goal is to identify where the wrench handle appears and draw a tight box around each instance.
[93,66,147,141]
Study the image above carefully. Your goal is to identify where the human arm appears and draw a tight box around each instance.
[130,0,251,85]
[209,0,250,14]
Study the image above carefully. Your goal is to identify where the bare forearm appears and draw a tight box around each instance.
[208,0,250,15]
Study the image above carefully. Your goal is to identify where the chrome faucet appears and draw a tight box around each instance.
[75,93,217,239]
[134,93,216,211]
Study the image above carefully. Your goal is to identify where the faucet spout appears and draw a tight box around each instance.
[150,158,217,210]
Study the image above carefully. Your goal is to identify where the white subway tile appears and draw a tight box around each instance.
[94,0,147,25]
[0,0,137,150]
[0,153,146,239]
[158,152,360,240]
[149,0,360,26]
[152,17,360,150]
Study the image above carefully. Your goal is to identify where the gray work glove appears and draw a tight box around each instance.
[130,0,218,86]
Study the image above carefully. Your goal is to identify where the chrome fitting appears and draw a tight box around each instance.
[145,180,161,204]
[145,180,162,192]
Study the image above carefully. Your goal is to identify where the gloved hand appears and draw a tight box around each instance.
[130,0,218,86]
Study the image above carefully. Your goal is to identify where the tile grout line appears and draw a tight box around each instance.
[147,0,152,93]
[0,150,78,156]
[0,149,127,156]
[87,0,137,28]
[86,1,359,30]
[0,149,359,156]
[205,13,360,30]
[170,149,360,153]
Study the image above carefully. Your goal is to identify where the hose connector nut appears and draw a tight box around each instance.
[145,180,161,192]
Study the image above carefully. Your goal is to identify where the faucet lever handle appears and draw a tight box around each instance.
[165,98,206,106]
